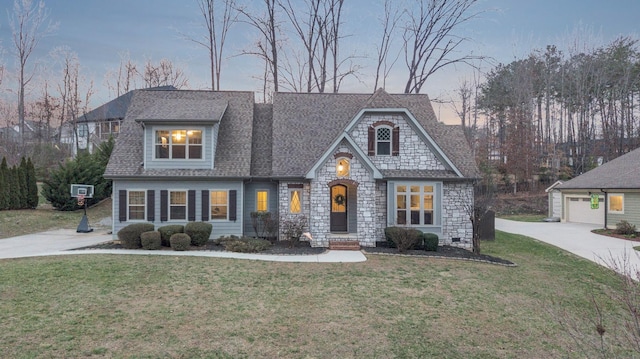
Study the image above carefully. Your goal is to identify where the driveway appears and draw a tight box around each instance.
[496,218,640,276]
[0,229,367,263]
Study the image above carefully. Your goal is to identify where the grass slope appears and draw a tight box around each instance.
[0,231,632,358]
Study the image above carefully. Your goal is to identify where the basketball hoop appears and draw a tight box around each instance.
[77,194,85,207]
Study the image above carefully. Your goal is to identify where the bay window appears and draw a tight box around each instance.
[396,183,437,226]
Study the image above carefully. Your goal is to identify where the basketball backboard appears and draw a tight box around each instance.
[70,184,95,198]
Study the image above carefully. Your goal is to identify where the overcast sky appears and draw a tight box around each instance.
[0,0,638,124]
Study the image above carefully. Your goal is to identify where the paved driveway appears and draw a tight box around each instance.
[496,218,640,276]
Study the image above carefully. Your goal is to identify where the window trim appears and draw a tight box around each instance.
[127,190,146,221]
[608,193,625,214]
[289,188,303,214]
[210,190,229,221]
[336,157,350,178]
[168,189,188,221]
[256,190,269,212]
[152,126,205,161]
[394,182,439,226]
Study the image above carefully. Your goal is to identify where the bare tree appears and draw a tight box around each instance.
[8,0,57,146]
[186,0,237,90]
[374,0,402,91]
[142,58,189,89]
[236,0,280,100]
[402,0,481,94]
[104,52,139,97]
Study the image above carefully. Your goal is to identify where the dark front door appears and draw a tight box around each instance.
[330,185,347,232]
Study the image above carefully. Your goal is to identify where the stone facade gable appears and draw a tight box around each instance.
[350,113,447,172]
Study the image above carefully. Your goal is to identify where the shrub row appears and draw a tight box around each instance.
[118,221,213,250]
[384,227,439,252]
[215,236,272,253]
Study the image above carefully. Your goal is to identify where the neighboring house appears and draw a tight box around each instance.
[60,86,176,155]
[556,147,640,228]
[104,88,480,248]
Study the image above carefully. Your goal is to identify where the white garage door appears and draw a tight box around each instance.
[566,197,604,225]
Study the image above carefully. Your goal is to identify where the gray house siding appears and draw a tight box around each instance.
[143,125,216,170]
[243,181,279,237]
[112,179,243,239]
[608,192,640,229]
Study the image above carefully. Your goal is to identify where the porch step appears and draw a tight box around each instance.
[329,240,360,251]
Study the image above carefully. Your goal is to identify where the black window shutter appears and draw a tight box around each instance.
[392,126,400,156]
[368,126,375,155]
[229,190,237,221]
[147,190,155,222]
[118,190,127,222]
[188,190,196,221]
[201,190,209,221]
[160,190,168,222]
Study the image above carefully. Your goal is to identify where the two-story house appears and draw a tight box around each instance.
[104,88,480,248]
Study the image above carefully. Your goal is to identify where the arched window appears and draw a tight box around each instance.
[368,121,399,156]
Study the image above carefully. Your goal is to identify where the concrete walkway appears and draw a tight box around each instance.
[496,218,640,275]
[0,229,367,263]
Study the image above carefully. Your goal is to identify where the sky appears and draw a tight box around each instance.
[0,0,638,125]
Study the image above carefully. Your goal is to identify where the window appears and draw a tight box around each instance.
[128,191,146,220]
[290,189,302,214]
[256,190,268,212]
[396,184,436,225]
[78,124,88,138]
[609,194,624,213]
[155,129,203,159]
[376,127,391,155]
[169,190,187,220]
[336,158,350,177]
[211,191,228,220]
[100,121,121,140]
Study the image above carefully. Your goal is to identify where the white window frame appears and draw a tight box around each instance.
[256,190,269,212]
[608,193,625,214]
[395,182,438,226]
[210,190,229,220]
[289,188,303,214]
[376,125,392,156]
[153,127,205,160]
[336,157,350,178]
[128,190,146,221]
[168,190,187,221]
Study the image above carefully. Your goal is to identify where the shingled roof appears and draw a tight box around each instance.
[271,89,480,179]
[557,147,640,190]
[78,86,176,123]
[105,89,255,178]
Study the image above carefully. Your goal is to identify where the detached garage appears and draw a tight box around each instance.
[556,147,640,229]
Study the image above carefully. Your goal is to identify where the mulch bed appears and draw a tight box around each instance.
[72,240,515,266]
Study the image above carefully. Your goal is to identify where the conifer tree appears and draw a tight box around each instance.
[8,166,21,209]
[0,157,7,210]
[26,158,39,208]
[18,158,29,208]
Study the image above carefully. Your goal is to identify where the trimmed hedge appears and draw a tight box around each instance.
[384,226,421,252]
[423,232,439,251]
[185,222,213,246]
[219,236,272,253]
[118,223,155,249]
[170,233,191,251]
[158,225,184,247]
[141,231,162,250]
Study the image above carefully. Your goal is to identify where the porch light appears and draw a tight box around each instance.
[336,158,349,177]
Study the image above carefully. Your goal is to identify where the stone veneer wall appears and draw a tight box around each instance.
[441,181,474,249]
[349,114,447,171]
[302,142,378,247]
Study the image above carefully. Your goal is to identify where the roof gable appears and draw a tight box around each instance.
[305,134,382,179]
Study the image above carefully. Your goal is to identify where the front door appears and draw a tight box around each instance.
[330,184,347,232]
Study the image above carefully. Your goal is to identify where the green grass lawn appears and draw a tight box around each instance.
[498,214,546,222]
[0,231,633,358]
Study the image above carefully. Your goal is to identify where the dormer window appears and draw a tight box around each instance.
[155,129,202,159]
[336,158,350,177]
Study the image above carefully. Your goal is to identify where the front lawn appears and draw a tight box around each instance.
[0,231,635,358]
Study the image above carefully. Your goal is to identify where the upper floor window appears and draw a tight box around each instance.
[376,127,391,155]
[78,124,89,138]
[100,121,120,140]
[336,158,350,177]
[155,129,203,159]
[368,121,399,156]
